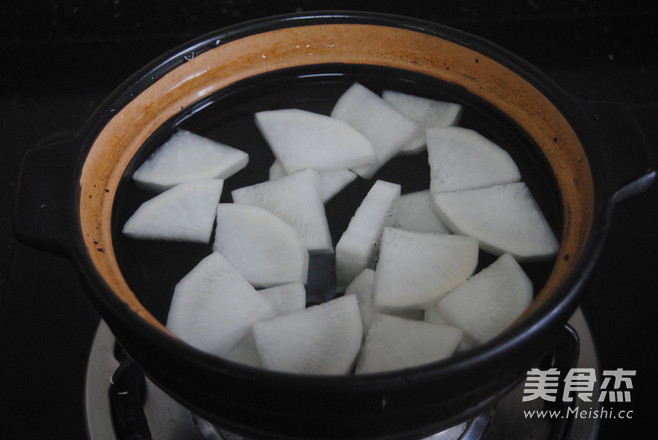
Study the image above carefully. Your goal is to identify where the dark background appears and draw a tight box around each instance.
[1,1,657,439]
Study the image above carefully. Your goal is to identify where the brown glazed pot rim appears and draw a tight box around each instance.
[74,11,598,384]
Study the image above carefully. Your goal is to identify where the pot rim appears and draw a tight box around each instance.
[70,10,608,389]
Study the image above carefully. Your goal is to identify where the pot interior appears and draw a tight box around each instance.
[79,22,594,343]
[111,64,562,325]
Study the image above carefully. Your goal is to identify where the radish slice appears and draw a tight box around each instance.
[223,332,261,367]
[257,282,306,316]
[268,160,357,203]
[355,314,462,374]
[231,169,333,254]
[374,227,478,310]
[255,109,376,174]
[253,295,363,375]
[382,90,462,154]
[166,252,276,356]
[345,268,376,331]
[132,130,248,192]
[331,83,420,179]
[436,253,533,344]
[335,180,401,291]
[432,182,559,260]
[394,189,450,234]
[427,127,521,193]
[346,269,426,331]
[122,179,223,243]
[213,204,309,288]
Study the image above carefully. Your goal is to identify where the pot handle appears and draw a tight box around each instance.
[574,100,656,206]
[14,137,80,256]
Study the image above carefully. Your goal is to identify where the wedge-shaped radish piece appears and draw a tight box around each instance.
[336,180,401,290]
[346,268,425,332]
[253,295,363,375]
[257,282,306,316]
[166,252,276,356]
[427,127,521,193]
[268,160,357,203]
[223,332,261,367]
[374,227,478,310]
[382,90,462,154]
[436,253,533,344]
[345,268,376,331]
[255,109,376,174]
[133,130,248,192]
[213,204,309,288]
[231,169,333,253]
[355,314,462,374]
[432,182,559,260]
[122,179,223,243]
[394,190,450,234]
[331,83,420,179]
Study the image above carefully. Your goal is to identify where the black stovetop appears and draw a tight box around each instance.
[1,2,657,439]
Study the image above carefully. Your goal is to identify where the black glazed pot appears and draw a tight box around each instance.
[14,11,655,440]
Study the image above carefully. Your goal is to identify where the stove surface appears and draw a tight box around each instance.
[1,2,657,439]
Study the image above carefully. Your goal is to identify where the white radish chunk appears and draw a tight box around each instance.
[268,160,287,180]
[374,227,478,310]
[436,253,533,344]
[122,179,223,243]
[268,160,357,203]
[331,83,420,179]
[347,269,426,331]
[133,130,248,192]
[382,90,462,154]
[345,268,376,331]
[166,252,276,356]
[223,332,261,367]
[355,314,462,374]
[394,189,450,234]
[213,204,309,288]
[335,180,401,291]
[255,109,376,174]
[427,127,521,193]
[432,182,559,260]
[257,282,306,316]
[253,295,363,375]
[231,169,333,254]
